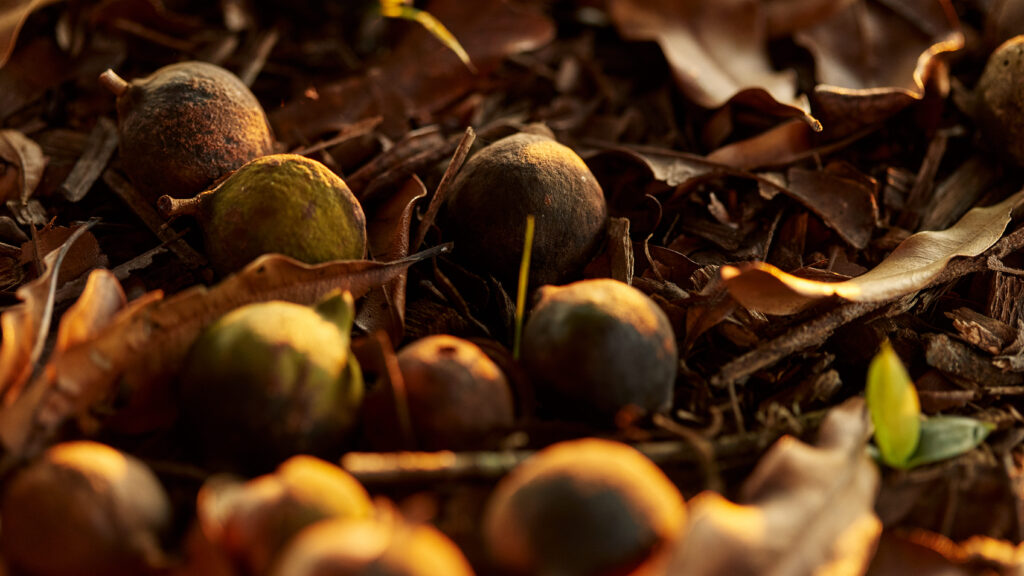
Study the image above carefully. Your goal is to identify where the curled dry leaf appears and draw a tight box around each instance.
[868,530,1024,575]
[0,222,97,405]
[0,129,45,203]
[783,164,879,249]
[0,245,450,463]
[799,0,963,133]
[721,189,1024,314]
[608,0,818,127]
[667,397,880,575]
[0,0,62,68]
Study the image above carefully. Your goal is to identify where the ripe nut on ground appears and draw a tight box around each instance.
[362,334,515,450]
[521,278,677,424]
[483,437,686,576]
[159,154,367,276]
[178,293,363,474]
[100,61,274,204]
[0,441,172,576]
[444,132,608,290]
[193,455,373,576]
[269,516,476,576]
[976,35,1024,166]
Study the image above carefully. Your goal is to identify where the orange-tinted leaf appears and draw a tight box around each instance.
[0,129,45,203]
[26,246,448,443]
[0,0,62,68]
[608,0,818,127]
[868,530,1024,575]
[53,269,125,353]
[667,397,880,575]
[0,222,95,405]
[721,189,1024,314]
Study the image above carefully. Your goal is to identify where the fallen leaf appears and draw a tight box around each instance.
[0,222,95,405]
[705,119,817,170]
[798,0,963,134]
[2,245,450,460]
[721,189,1024,314]
[666,397,881,575]
[0,0,62,68]
[783,164,879,249]
[868,530,1024,575]
[52,268,125,354]
[0,129,45,203]
[356,176,428,344]
[608,0,818,127]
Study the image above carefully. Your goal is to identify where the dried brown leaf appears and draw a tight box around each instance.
[356,176,428,344]
[52,268,125,354]
[721,189,1024,314]
[608,0,818,126]
[783,164,879,249]
[868,530,1024,575]
[667,397,880,575]
[799,0,963,133]
[0,129,45,203]
[6,246,448,454]
[0,0,61,68]
[0,222,95,405]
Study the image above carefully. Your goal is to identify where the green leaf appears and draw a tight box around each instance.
[866,340,921,467]
[379,1,476,73]
[902,416,994,469]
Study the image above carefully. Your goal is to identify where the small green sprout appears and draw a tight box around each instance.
[379,0,476,72]
[866,340,994,469]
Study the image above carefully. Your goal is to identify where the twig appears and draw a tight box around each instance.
[341,410,826,485]
[412,126,474,251]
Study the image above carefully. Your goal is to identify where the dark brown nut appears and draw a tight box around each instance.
[100,62,274,203]
[363,335,514,450]
[976,35,1024,166]
[483,438,686,576]
[0,441,171,576]
[521,278,677,423]
[444,132,608,289]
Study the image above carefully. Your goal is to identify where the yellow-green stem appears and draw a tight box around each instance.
[513,215,535,360]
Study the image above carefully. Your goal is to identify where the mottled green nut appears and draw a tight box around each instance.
[180,292,363,474]
[194,154,367,275]
[521,278,676,424]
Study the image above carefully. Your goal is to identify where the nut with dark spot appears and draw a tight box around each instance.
[444,132,608,290]
[100,62,274,203]
[483,438,686,576]
[521,278,677,424]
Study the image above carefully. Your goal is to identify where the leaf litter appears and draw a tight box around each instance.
[4,0,1024,574]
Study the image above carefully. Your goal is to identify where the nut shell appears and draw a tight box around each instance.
[521,278,677,423]
[483,438,685,576]
[114,61,274,202]
[977,35,1024,166]
[269,517,476,576]
[363,335,514,450]
[0,441,171,576]
[445,133,608,288]
[179,297,363,473]
[197,154,367,275]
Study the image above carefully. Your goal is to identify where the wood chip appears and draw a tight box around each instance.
[946,307,1016,354]
[60,118,119,203]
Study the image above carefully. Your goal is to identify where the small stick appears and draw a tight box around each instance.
[412,126,475,251]
[158,193,206,219]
